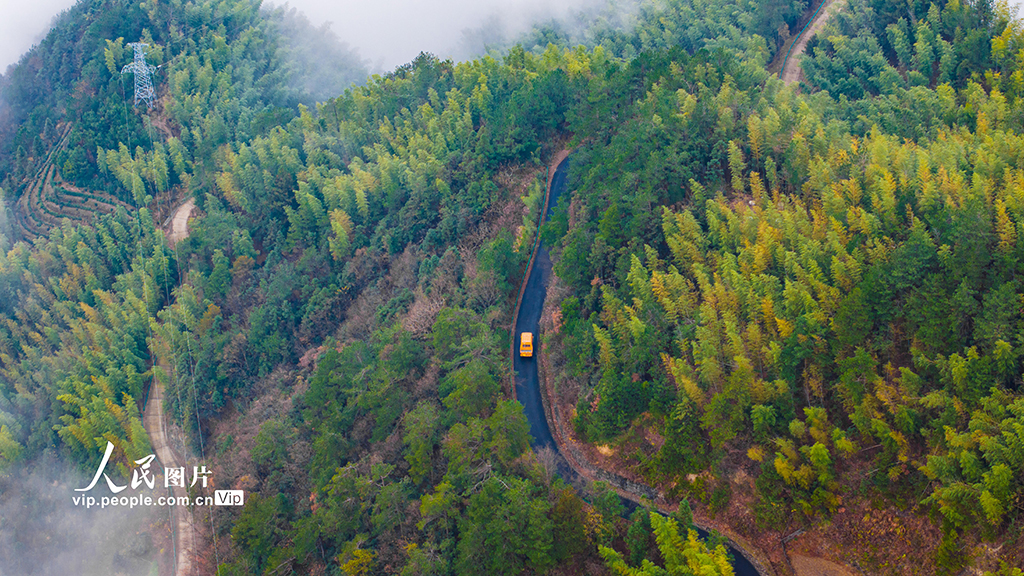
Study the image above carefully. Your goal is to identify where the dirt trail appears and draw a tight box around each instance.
[143,368,195,576]
[146,196,198,576]
[168,199,195,246]
[780,0,844,84]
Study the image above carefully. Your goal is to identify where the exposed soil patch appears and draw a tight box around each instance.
[785,499,942,576]
[149,98,179,140]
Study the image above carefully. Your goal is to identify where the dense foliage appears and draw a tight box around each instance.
[1,1,660,574]
[542,0,1024,569]
[4,0,1024,572]
[802,0,1021,99]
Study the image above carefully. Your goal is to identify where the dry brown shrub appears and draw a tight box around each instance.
[402,288,446,337]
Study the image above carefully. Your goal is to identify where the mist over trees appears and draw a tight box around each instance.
[0,456,166,574]
[267,6,371,104]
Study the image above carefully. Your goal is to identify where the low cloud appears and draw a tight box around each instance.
[0,455,170,575]
[1,0,603,74]
[266,0,601,70]
[5,0,1024,74]
[0,0,79,73]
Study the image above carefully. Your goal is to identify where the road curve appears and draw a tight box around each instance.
[512,159,569,455]
[511,157,765,575]
[780,0,843,84]
[168,199,195,246]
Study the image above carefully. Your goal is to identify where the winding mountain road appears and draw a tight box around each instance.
[511,157,766,575]
[512,158,573,477]
[146,197,198,576]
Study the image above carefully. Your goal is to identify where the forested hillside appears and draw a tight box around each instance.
[542,0,1024,572]
[3,0,1024,574]
[0,1,731,574]
[0,0,367,241]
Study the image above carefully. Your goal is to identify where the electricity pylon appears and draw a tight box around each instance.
[121,42,157,109]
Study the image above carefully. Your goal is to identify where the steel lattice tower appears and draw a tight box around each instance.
[121,42,157,109]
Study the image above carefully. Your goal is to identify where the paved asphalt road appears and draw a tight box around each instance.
[513,157,577,481]
[512,156,761,576]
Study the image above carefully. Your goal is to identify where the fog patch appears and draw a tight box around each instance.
[0,0,78,73]
[1,0,629,77]
[267,0,607,70]
[268,6,371,102]
[456,0,643,59]
[0,455,170,575]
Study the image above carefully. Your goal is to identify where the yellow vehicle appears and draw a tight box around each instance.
[519,332,533,357]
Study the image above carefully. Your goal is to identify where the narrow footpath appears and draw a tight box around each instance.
[511,156,768,576]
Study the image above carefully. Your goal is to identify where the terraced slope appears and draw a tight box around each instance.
[12,123,132,241]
